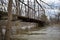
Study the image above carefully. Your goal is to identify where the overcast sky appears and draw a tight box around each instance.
[41,0,60,15]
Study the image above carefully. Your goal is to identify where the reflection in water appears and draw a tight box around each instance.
[11,38,28,40]
[11,25,60,40]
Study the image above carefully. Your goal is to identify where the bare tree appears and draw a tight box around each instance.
[57,11,60,23]
[4,0,13,40]
[15,0,20,20]
[0,25,3,40]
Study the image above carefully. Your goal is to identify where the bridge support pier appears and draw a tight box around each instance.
[36,22,45,28]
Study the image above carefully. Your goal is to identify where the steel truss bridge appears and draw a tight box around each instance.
[0,0,52,25]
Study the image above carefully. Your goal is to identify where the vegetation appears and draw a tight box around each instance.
[0,11,8,20]
[0,11,7,15]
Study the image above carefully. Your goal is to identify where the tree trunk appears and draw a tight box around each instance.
[4,0,13,40]
[0,25,3,40]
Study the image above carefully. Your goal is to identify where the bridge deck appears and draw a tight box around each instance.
[18,16,45,24]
